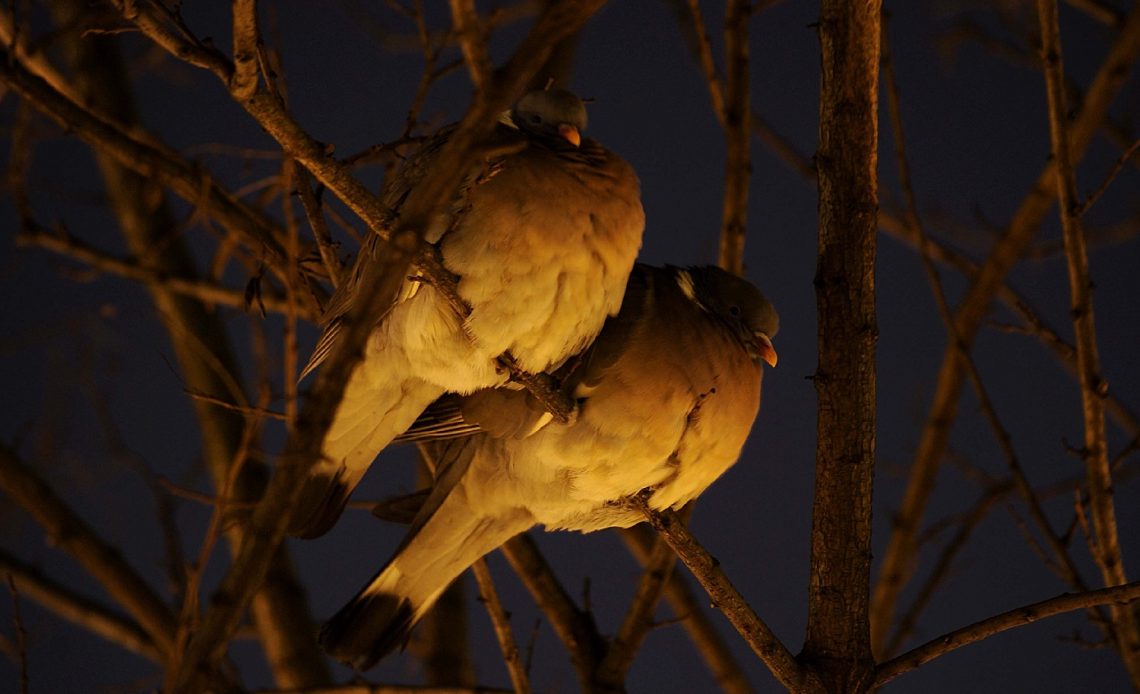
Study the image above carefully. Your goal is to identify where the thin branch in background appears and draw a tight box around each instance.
[718,0,751,275]
[681,0,726,122]
[400,0,443,138]
[157,1,611,685]
[7,575,30,694]
[870,7,1140,652]
[0,29,300,289]
[1037,0,1140,682]
[0,446,178,660]
[1063,0,1126,28]
[254,685,513,694]
[593,532,676,688]
[751,113,817,180]
[884,484,1005,657]
[165,399,265,691]
[620,525,752,693]
[15,228,312,319]
[882,16,1101,656]
[631,497,817,691]
[874,582,1140,687]
[0,549,161,663]
[38,4,331,686]
[281,161,302,431]
[750,114,1140,449]
[449,0,493,91]
[294,165,344,290]
[500,534,606,690]
[671,0,750,274]
[471,559,531,694]
[186,390,288,421]
[1075,138,1140,217]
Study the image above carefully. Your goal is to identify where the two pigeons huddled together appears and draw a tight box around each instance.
[291,89,780,670]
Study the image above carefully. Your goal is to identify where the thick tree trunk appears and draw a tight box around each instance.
[801,1,881,692]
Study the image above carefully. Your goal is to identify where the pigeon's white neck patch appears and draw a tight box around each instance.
[674,270,708,312]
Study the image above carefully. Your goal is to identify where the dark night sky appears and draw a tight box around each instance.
[2,1,1139,692]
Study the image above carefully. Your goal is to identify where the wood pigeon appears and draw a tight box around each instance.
[289,89,645,538]
[319,264,779,669]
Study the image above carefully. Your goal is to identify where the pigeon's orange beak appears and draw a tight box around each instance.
[755,332,778,368]
[558,123,581,147]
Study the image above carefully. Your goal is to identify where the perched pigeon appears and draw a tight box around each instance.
[320,264,779,669]
[289,89,645,538]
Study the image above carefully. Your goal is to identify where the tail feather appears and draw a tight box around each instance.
[319,438,533,669]
[289,467,355,539]
[288,368,444,538]
[320,583,415,670]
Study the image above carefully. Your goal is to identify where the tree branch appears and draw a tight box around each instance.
[500,534,606,690]
[874,581,1140,687]
[870,5,1140,653]
[593,532,676,688]
[166,2,610,687]
[620,525,752,693]
[0,548,161,662]
[718,0,750,275]
[802,2,880,691]
[472,559,531,694]
[0,447,177,660]
[632,498,816,692]
[1037,0,1140,682]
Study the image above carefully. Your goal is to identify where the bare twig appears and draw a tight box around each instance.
[294,166,344,290]
[472,559,531,694]
[1038,0,1140,682]
[884,485,1006,656]
[1075,138,1140,217]
[881,14,1099,656]
[594,532,676,688]
[718,0,750,275]
[0,446,177,659]
[500,534,606,689]
[6,575,29,694]
[16,228,311,319]
[37,5,331,685]
[632,498,816,692]
[681,0,726,122]
[449,0,493,91]
[874,581,1140,687]
[255,685,512,694]
[1064,0,1125,27]
[0,548,161,662]
[870,5,1140,653]
[165,2,609,687]
[0,20,299,288]
[620,526,752,693]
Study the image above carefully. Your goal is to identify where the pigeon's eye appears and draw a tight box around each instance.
[729,305,741,317]
[528,114,541,124]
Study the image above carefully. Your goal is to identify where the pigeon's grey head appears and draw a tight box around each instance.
[511,89,588,147]
[682,265,779,367]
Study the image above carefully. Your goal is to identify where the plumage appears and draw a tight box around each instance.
[290,89,644,538]
[320,264,779,669]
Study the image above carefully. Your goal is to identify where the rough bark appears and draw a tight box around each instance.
[801,1,881,692]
